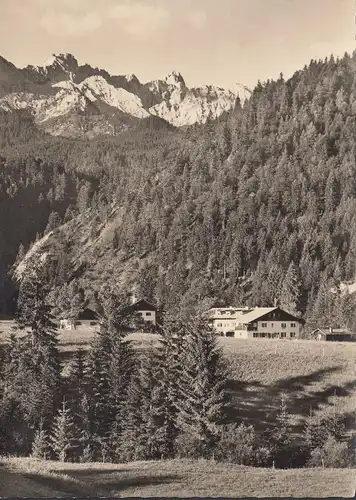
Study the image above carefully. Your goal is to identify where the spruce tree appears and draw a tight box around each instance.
[155,316,188,457]
[268,393,294,468]
[279,262,301,314]
[175,316,229,458]
[5,261,61,444]
[32,420,50,460]
[50,399,79,462]
[83,292,136,460]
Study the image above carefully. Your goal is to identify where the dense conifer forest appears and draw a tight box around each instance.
[2,53,356,326]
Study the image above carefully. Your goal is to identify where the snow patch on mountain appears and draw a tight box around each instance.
[230,82,252,106]
[0,84,89,123]
[149,85,237,127]
[0,75,149,123]
[78,76,149,118]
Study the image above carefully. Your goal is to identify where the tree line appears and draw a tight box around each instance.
[0,263,353,468]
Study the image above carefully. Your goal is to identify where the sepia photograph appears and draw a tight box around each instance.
[0,0,355,498]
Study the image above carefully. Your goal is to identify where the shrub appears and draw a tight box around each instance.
[307,436,353,468]
[215,423,270,466]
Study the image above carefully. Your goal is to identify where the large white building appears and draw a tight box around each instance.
[208,306,304,339]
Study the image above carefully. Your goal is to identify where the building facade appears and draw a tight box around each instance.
[310,327,355,342]
[208,306,303,339]
[59,308,99,331]
[125,298,157,326]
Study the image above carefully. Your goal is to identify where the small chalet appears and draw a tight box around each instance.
[208,306,304,339]
[309,327,355,342]
[60,308,99,331]
[124,298,157,326]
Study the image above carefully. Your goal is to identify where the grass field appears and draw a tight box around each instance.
[1,327,356,436]
[1,457,355,498]
[57,331,356,435]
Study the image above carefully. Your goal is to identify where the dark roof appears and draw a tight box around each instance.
[78,308,99,320]
[125,299,157,313]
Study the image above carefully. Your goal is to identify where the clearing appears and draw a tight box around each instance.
[0,457,354,498]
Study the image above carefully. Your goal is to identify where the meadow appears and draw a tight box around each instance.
[1,325,356,435]
[56,330,356,436]
[1,457,355,498]
[1,329,356,497]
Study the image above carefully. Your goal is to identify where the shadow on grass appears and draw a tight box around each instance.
[22,469,182,497]
[227,365,356,436]
[94,473,182,494]
[54,467,130,477]
[21,472,96,497]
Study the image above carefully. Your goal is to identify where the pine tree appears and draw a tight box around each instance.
[83,292,136,460]
[155,316,188,457]
[78,393,96,462]
[176,316,229,458]
[279,262,301,314]
[268,393,294,468]
[116,374,145,462]
[7,260,60,436]
[32,420,50,460]
[50,399,79,462]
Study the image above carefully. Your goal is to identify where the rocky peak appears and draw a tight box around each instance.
[164,71,186,88]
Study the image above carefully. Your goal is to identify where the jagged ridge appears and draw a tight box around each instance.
[0,53,251,137]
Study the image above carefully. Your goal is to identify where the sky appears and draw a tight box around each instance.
[0,0,355,90]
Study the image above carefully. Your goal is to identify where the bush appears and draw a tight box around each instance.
[215,423,270,466]
[307,436,353,468]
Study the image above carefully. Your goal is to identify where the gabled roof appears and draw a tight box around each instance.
[311,328,353,336]
[238,307,278,323]
[238,307,303,324]
[78,308,99,320]
[126,299,157,312]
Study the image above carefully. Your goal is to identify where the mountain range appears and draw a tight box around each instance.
[1,51,355,329]
[0,53,252,138]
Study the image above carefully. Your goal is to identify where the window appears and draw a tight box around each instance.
[291,323,296,327]
[281,332,286,338]
[290,332,296,338]
[90,321,97,326]
[261,332,266,338]
[271,323,274,327]
[217,323,222,327]
[281,323,286,328]
[253,332,258,338]
[146,312,152,316]
[262,323,267,327]
[75,321,82,326]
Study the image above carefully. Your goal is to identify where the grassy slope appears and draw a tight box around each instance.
[2,329,355,434]
[58,331,356,435]
[222,337,356,434]
[1,457,355,498]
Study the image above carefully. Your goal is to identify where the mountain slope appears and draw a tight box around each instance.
[0,53,246,137]
[10,52,356,328]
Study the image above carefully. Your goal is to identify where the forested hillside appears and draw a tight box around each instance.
[3,52,356,326]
